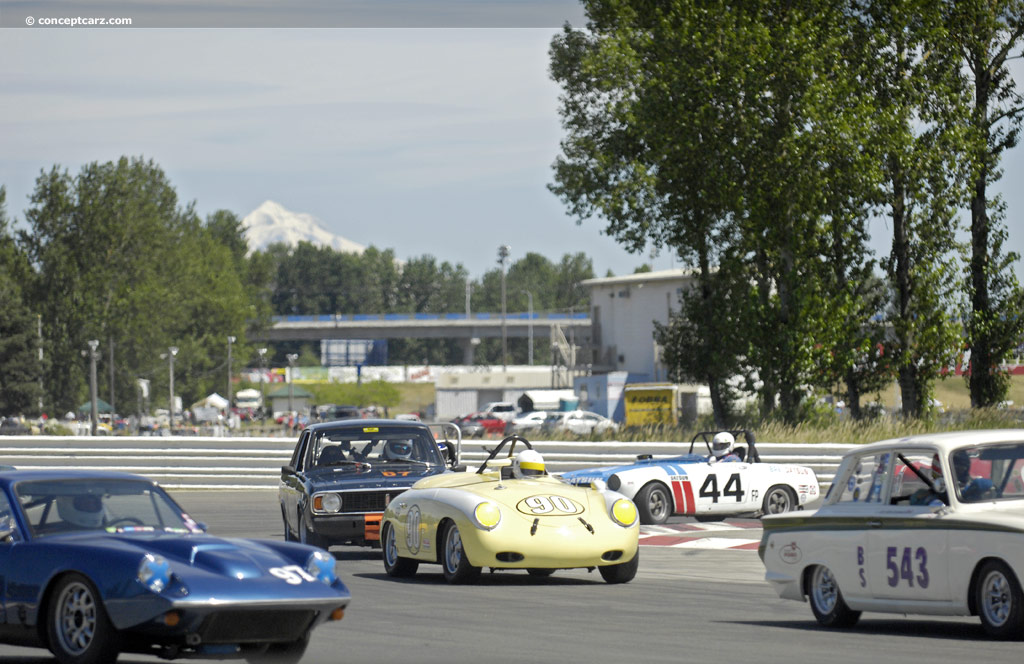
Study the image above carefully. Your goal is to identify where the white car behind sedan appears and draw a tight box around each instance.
[542,410,618,436]
[760,429,1024,638]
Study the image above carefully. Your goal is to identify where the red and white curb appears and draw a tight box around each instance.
[639,522,762,550]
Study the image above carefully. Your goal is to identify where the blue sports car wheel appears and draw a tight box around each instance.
[47,574,121,664]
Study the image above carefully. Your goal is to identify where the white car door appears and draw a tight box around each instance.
[693,462,758,515]
[864,449,950,602]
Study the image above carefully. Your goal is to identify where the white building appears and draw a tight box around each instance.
[581,268,698,376]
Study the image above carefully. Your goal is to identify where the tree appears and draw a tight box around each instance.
[550,0,878,423]
[853,2,967,418]
[943,0,1024,407]
[0,186,42,415]
[19,157,253,415]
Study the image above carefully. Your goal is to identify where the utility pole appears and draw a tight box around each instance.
[167,346,178,431]
[87,339,99,436]
[227,335,236,410]
[522,290,533,365]
[498,245,510,371]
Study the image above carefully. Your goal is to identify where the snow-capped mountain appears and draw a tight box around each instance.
[242,200,366,254]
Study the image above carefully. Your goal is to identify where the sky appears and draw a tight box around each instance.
[1,0,1022,282]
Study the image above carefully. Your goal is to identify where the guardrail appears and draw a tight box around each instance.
[0,436,851,491]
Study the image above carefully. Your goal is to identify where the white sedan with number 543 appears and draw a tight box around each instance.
[761,429,1024,638]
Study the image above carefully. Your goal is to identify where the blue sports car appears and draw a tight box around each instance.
[0,469,350,664]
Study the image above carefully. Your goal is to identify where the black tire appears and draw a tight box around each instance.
[599,550,639,584]
[761,485,797,516]
[298,510,327,549]
[246,631,310,664]
[635,483,673,525]
[440,521,481,584]
[382,521,419,578]
[526,568,556,577]
[807,565,860,628]
[975,560,1024,638]
[46,573,121,664]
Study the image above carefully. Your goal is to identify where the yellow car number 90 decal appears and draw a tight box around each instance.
[516,495,584,516]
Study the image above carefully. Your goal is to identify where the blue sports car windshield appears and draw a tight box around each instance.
[15,478,201,537]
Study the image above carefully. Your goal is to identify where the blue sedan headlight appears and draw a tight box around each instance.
[137,553,171,592]
[306,550,337,584]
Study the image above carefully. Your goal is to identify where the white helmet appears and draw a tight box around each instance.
[57,494,105,528]
[513,449,545,478]
[711,432,736,459]
[384,439,413,460]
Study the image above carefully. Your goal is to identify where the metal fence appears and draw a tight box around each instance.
[0,435,852,491]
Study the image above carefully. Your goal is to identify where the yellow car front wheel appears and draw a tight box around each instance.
[441,522,481,584]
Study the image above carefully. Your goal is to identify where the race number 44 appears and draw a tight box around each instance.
[699,473,744,502]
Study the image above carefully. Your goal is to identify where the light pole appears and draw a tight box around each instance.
[286,353,298,415]
[167,346,178,431]
[87,339,99,436]
[226,335,236,411]
[257,347,268,418]
[521,290,533,365]
[498,245,510,371]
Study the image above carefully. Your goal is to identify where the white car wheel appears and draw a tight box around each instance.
[808,565,860,628]
[976,560,1024,638]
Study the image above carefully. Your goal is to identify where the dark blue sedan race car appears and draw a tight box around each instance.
[0,469,350,664]
[279,419,462,549]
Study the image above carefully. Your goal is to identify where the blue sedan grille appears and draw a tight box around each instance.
[336,490,393,513]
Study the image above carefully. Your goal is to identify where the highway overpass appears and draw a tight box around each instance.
[258,312,592,363]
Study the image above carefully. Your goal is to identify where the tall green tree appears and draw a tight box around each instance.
[550,0,877,423]
[0,186,43,415]
[854,2,967,418]
[942,0,1024,407]
[19,157,253,414]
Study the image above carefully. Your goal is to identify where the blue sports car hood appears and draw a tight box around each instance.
[49,531,302,580]
[561,454,707,485]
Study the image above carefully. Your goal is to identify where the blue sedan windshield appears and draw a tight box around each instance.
[15,479,199,537]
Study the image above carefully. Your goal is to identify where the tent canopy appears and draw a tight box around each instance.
[77,399,113,414]
[191,393,230,410]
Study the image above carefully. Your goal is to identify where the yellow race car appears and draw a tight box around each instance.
[381,435,640,584]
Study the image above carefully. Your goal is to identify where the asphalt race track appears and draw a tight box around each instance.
[2,491,1020,664]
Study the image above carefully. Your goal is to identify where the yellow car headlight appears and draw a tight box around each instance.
[611,498,637,527]
[474,502,501,530]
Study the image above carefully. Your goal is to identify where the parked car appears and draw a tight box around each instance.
[760,429,1024,637]
[0,417,31,435]
[541,410,619,436]
[478,401,518,421]
[505,410,549,435]
[315,404,363,422]
[0,468,351,663]
[279,419,463,548]
[451,412,506,438]
[562,430,819,523]
[380,435,639,584]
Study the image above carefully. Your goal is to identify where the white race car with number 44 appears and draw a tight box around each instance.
[561,430,819,524]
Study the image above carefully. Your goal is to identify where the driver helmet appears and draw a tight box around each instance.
[513,449,545,478]
[57,494,105,528]
[711,432,736,459]
[384,439,413,460]
[952,450,971,483]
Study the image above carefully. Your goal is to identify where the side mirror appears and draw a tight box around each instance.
[281,465,295,474]
[489,458,512,469]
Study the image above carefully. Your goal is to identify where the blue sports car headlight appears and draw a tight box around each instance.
[306,550,337,584]
[137,553,171,592]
